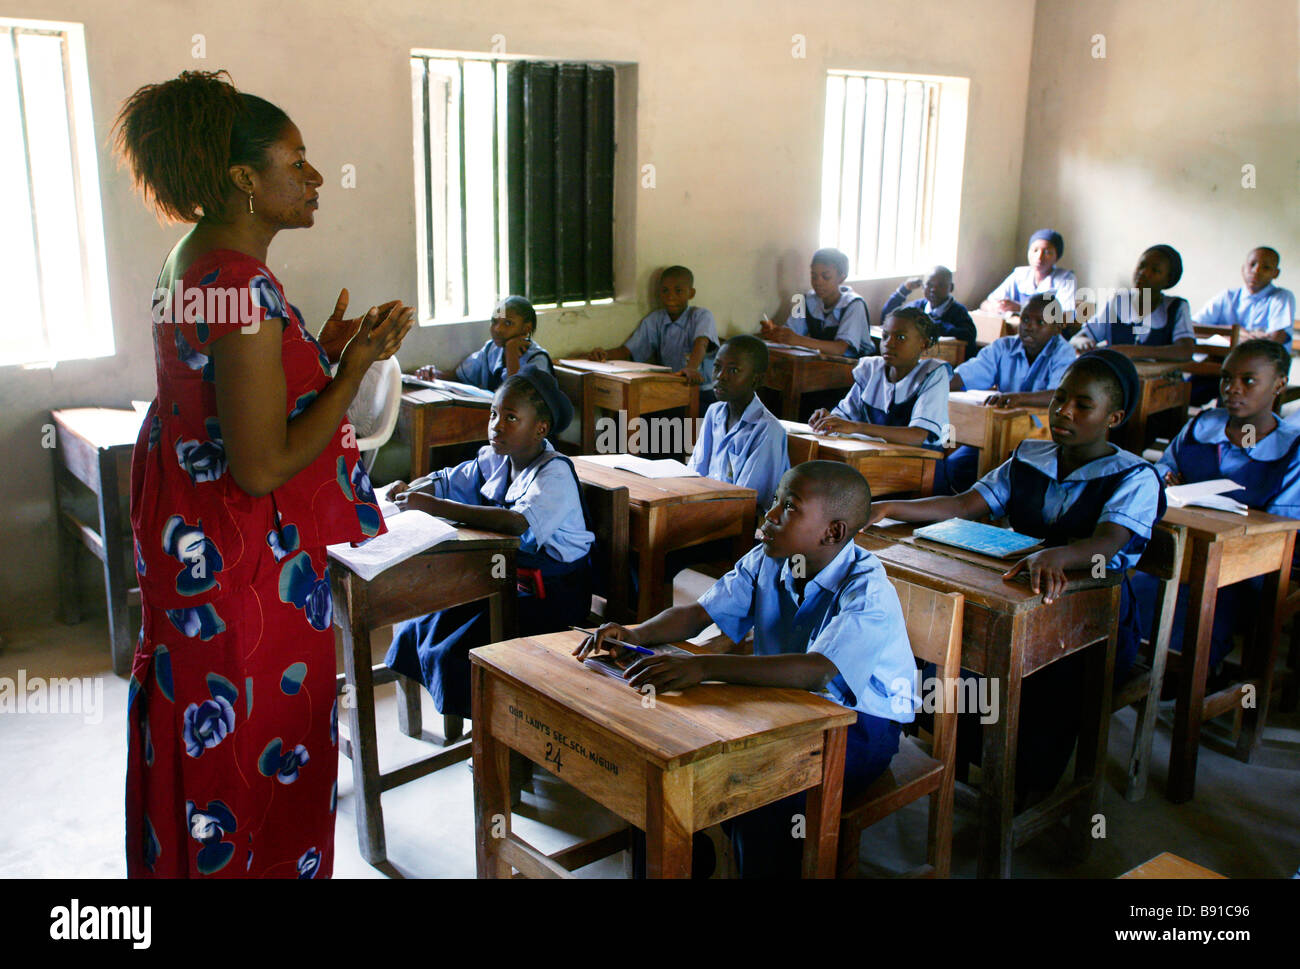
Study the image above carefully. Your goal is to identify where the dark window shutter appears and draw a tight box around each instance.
[584,65,615,300]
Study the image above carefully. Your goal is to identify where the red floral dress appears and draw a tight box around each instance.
[126,249,385,877]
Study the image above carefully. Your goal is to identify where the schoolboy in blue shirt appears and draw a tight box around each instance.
[1195,247,1296,343]
[761,247,874,358]
[874,350,1164,797]
[982,228,1078,316]
[940,293,1076,493]
[686,334,789,511]
[1073,245,1196,361]
[809,306,950,449]
[882,265,978,359]
[386,367,594,718]
[1133,340,1300,674]
[577,461,916,877]
[417,295,552,390]
[581,265,719,402]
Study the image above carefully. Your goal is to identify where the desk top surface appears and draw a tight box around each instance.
[857,523,1118,612]
[572,456,757,506]
[786,432,941,461]
[1161,504,1300,540]
[471,630,857,769]
[400,387,492,409]
[1120,852,1225,879]
[52,407,145,448]
[764,346,858,366]
[556,360,685,384]
[1131,360,1185,379]
[948,398,1050,420]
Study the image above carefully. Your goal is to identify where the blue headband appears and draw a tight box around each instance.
[1030,229,1064,258]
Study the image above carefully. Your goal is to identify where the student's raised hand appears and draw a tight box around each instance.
[572,621,641,661]
[996,299,1021,314]
[904,277,923,291]
[677,367,704,385]
[1163,470,1184,487]
[625,653,706,693]
[1003,547,1072,604]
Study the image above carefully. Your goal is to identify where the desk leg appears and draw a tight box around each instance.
[472,665,512,878]
[802,724,846,878]
[733,504,757,563]
[52,468,81,626]
[335,578,387,865]
[782,390,801,421]
[1168,541,1221,803]
[1069,623,1117,860]
[97,449,133,676]
[409,406,431,481]
[1237,532,1294,762]
[977,656,1021,878]
[644,765,692,878]
[637,508,667,620]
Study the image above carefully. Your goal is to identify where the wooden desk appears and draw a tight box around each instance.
[858,523,1121,878]
[571,458,756,620]
[1114,360,1190,453]
[394,387,491,480]
[1120,851,1226,879]
[470,630,857,878]
[760,348,856,420]
[970,310,1009,347]
[923,337,967,367]
[786,433,940,498]
[555,361,698,456]
[948,398,1051,476]
[1157,506,1300,803]
[51,407,143,676]
[329,528,518,865]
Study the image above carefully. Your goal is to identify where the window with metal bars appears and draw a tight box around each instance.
[412,54,615,323]
[0,20,113,367]
[820,71,957,280]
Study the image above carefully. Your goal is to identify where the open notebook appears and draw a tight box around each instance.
[579,453,699,478]
[557,358,673,374]
[401,374,495,402]
[778,419,886,443]
[1166,479,1248,515]
[325,482,459,581]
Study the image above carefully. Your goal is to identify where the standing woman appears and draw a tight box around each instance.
[114,71,413,877]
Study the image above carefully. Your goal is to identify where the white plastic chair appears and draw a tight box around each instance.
[335,356,403,468]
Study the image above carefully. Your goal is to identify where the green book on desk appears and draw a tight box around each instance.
[912,519,1043,559]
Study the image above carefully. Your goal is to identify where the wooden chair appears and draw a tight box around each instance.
[837,578,963,878]
[1113,525,1186,801]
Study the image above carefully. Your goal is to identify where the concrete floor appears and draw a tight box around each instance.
[2,596,1298,879]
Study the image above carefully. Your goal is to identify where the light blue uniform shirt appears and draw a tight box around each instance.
[1159,409,1300,520]
[699,541,918,722]
[973,440,1160,572]
[687,396,789,510]
[455,338,553,390]
[955,333,1075,394]
[789,286,873,357]
[987,265,1077,314]
[831,356,950,445]
[623,305,719,389]
[1194,283,1296,338]
[424,441,593,563]
[1084,293,1195,345]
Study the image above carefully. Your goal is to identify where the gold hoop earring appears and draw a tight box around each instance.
[247,193,255,215]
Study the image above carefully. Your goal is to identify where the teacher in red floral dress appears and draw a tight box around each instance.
[114,70,414,878]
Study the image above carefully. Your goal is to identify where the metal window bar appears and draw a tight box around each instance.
[420,59,436,320]
[9,27,50,356]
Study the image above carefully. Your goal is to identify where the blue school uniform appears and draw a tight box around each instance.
[623,305,719,390]
[694,540,914,877]
[1133,409,1300,667]
[1194,283,1296,339]
[987,265,1078,314]
[941,334,1076,493]
[968,440,1165,791]
[831,356,950,448]
[1084,294,1194,347]
[686,396,789,510]
[881,288,978,357]
[385,442,595,718]
[454,338,553,391]
[789,286,874,357]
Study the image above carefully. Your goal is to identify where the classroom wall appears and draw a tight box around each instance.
[0,0,1038,624]
[1018,0,1300,311]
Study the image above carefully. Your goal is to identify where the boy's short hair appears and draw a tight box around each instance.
[1229,337,1292,379]
[499,294,537,330]
[1022,292,1064,326]
[790,461,872,533]
[721,333,770,373]
[884,305,939,346]
[811,247,850,278]
[660,265,694,286]
[1251,246,1281,264]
